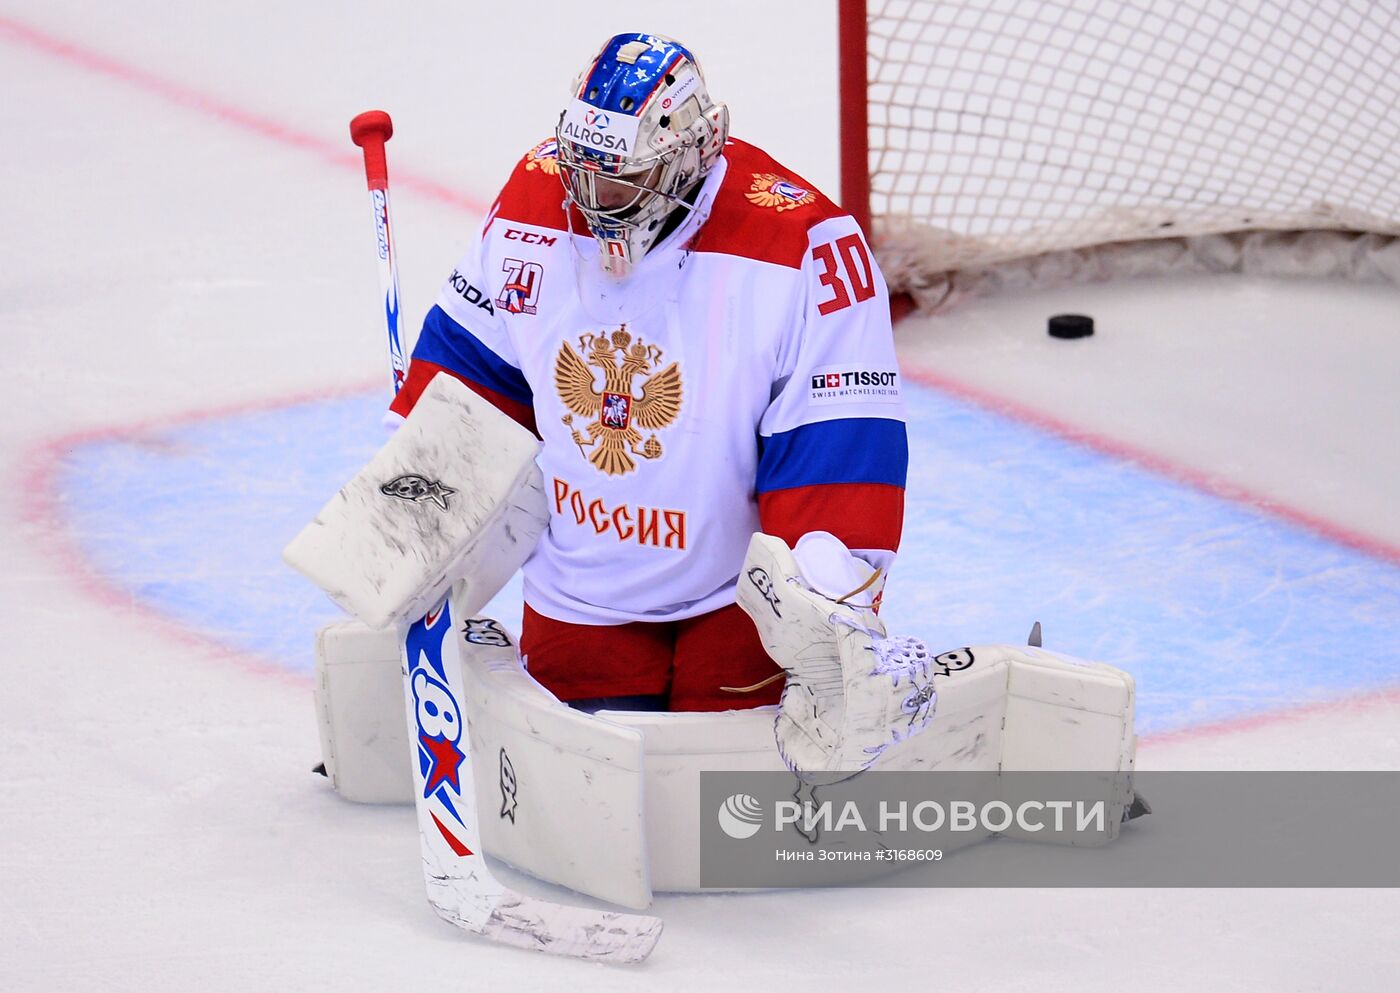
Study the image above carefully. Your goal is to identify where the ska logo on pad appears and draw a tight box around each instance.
[380,474,456,510]
[747,567,782,618]
[498,748,518,824]
[462,618,511,647]
[932,648,975,676]
[554,326,683,477]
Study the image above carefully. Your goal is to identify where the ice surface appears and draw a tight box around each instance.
[3,3,1397,991]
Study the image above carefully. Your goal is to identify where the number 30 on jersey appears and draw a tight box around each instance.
[811,234,876,316]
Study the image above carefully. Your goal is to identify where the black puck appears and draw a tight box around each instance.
[1048,313,1094,339]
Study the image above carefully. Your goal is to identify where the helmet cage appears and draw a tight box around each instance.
[556,107,721,261]
[554,35,730,273]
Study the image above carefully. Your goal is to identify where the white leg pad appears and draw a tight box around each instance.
[313,626,1138,893]
[1001,646,1138,774]
[315,621,412,804]
[454,611,651,911]
[998,645,1137,844]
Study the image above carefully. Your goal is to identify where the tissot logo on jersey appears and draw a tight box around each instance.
[809,368,901,404]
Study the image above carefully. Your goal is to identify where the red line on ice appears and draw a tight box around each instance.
[1140,684,1400,747]
[895,366,1400,740]
[19,380,382,686]
[0,15,490,215]
[900,364,1400,569]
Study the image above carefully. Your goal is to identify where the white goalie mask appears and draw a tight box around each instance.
[555,33,730,276]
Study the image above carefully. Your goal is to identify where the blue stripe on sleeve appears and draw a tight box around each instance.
[412,305,533,408]
[756,418,908,493]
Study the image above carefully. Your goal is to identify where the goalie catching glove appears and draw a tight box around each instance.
[737,531,971,781]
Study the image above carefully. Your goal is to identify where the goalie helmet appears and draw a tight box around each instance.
[555,33,730,276]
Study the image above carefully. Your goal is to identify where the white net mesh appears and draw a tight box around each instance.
[865,0,1400,308]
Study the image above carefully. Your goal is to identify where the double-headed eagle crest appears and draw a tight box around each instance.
[744,172,816,212]
[524,137,560,176]
[554,327,683,477]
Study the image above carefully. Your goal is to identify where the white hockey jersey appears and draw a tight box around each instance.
[391,137,908,625]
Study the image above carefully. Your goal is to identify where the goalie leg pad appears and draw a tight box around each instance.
[283,375,549,629]
[316,615,1137,888]
[315,620,413,803]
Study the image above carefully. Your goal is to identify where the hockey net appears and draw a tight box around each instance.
[840,0,1400,311]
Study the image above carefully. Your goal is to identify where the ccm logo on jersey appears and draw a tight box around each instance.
[809,368,901,404]
[504,228,558,247]
[448,270,496,315]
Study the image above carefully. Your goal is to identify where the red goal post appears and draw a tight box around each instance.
[838,0,1400,311]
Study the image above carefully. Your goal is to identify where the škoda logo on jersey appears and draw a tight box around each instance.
[745,173,815,212]
[554,327,683,477]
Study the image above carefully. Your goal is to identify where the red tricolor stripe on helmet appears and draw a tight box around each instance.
[576,48,606,99]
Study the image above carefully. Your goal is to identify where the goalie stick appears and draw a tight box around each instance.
[349,110,409,396]
[347,110,663,964]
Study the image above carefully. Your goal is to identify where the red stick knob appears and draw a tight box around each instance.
[350,110,394,190]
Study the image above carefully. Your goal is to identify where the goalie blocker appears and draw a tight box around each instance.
[282,374,549,630]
